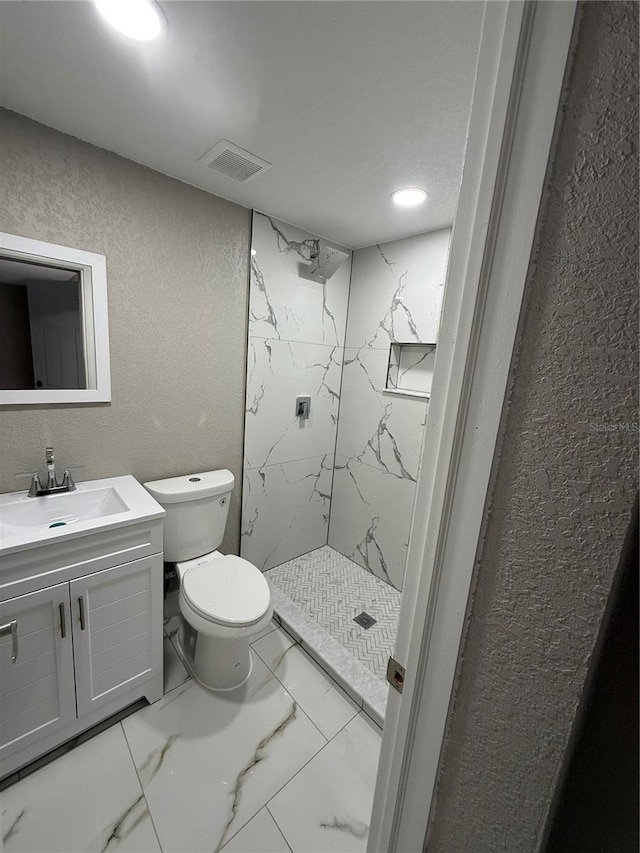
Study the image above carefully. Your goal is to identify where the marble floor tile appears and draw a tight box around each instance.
[163,635,190,694]
[268,713,382,853]
[121,655,326,853]
[0,725,160,853]
[253,628,359,740]
[249,618,279,646]
[221,807,291,852]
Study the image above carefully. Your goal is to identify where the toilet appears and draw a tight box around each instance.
[144,469,272,691]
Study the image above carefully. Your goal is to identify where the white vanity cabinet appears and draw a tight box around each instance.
[0,583,77,760]
[71,558,161,717]
[0,509,164,780]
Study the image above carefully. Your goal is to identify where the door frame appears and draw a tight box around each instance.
[367,2,578,850]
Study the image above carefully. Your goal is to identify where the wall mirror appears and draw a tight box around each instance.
[0,233,111,404]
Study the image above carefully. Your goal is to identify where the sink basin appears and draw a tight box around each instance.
[0,475,165,557]
[0,487,129,530]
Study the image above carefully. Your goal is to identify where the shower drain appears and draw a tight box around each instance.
[353,612,377,630]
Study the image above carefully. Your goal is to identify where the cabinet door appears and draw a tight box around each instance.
[70,555,162,718]
[0,583,76,764]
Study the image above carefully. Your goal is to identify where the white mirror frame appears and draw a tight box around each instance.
[0,233,111,405]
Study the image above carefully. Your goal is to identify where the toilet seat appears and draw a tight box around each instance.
[181,554,271,628]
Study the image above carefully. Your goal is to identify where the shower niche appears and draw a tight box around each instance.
[385,342,436,399]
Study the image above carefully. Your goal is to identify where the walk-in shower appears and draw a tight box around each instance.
[241,211,450,724]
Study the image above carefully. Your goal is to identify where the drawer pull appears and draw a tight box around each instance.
[78,596,86,631]
[0,620,18,662]
[59,602,67,639]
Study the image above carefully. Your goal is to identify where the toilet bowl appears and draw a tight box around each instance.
[175,551,273,690]
[144,470,272,691]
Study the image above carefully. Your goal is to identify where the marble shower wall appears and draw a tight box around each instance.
[328,229,451,590]
[241,212,351,570]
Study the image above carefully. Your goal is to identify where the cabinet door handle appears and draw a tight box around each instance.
[59,602,67,639]
[78,596,86,631]
[0,620,18,662]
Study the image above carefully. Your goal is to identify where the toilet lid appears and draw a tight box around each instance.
[182,555,271,626]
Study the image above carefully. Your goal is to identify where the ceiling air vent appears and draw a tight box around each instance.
[198,140,271,183]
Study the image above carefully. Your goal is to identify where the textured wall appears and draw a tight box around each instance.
[329,229,450,590]
[241,212,351,570]
[0,110,251,553]
[427,2,639,851]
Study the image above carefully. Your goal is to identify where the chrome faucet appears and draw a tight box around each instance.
[28,447,76,497]
[45,446,56,490]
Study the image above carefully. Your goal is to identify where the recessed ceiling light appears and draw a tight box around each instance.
[391,187,428,208]
[95,0,166,42]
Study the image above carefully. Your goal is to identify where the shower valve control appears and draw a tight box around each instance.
[296,395,311,420]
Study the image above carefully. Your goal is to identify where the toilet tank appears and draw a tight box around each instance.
[144,470,234,562]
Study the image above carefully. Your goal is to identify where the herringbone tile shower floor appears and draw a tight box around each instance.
[266,546,402,681]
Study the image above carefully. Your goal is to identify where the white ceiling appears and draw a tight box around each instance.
[0,1,483,248]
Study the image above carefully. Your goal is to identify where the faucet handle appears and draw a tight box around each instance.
[62,469,76,492]
[28,474,42,498]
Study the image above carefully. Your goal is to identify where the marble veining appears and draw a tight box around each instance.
[362,401,415,481]
[244,222,449,659]
[2,808,25,845]
[245,339,342,471]
[329,229,449,587]
[121,656,326,853]
[362,244,422,348]
[218,808,290,852]
[268,712,381,852]
[0,724,161,853]
[0,614,382,853]
[243,211,351,568]
[330,457,416,589]
[268,583,389,726]
[137,735,180,786]
[263,214,343,347]
[242,454,334,571]
[250,255,280,339]
[344,229,450,351]
[265,214,318,262]
[339,349,425,482]
[214,701,298,852]
[253,627,360,739]
[319,816,368,839]
[249,212,350,348]
[388,343,436,395]
[101,794,148,853]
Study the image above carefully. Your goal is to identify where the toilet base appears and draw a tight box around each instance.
[177,619,254,691]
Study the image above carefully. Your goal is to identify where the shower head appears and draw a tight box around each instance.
[299,242,350,283]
